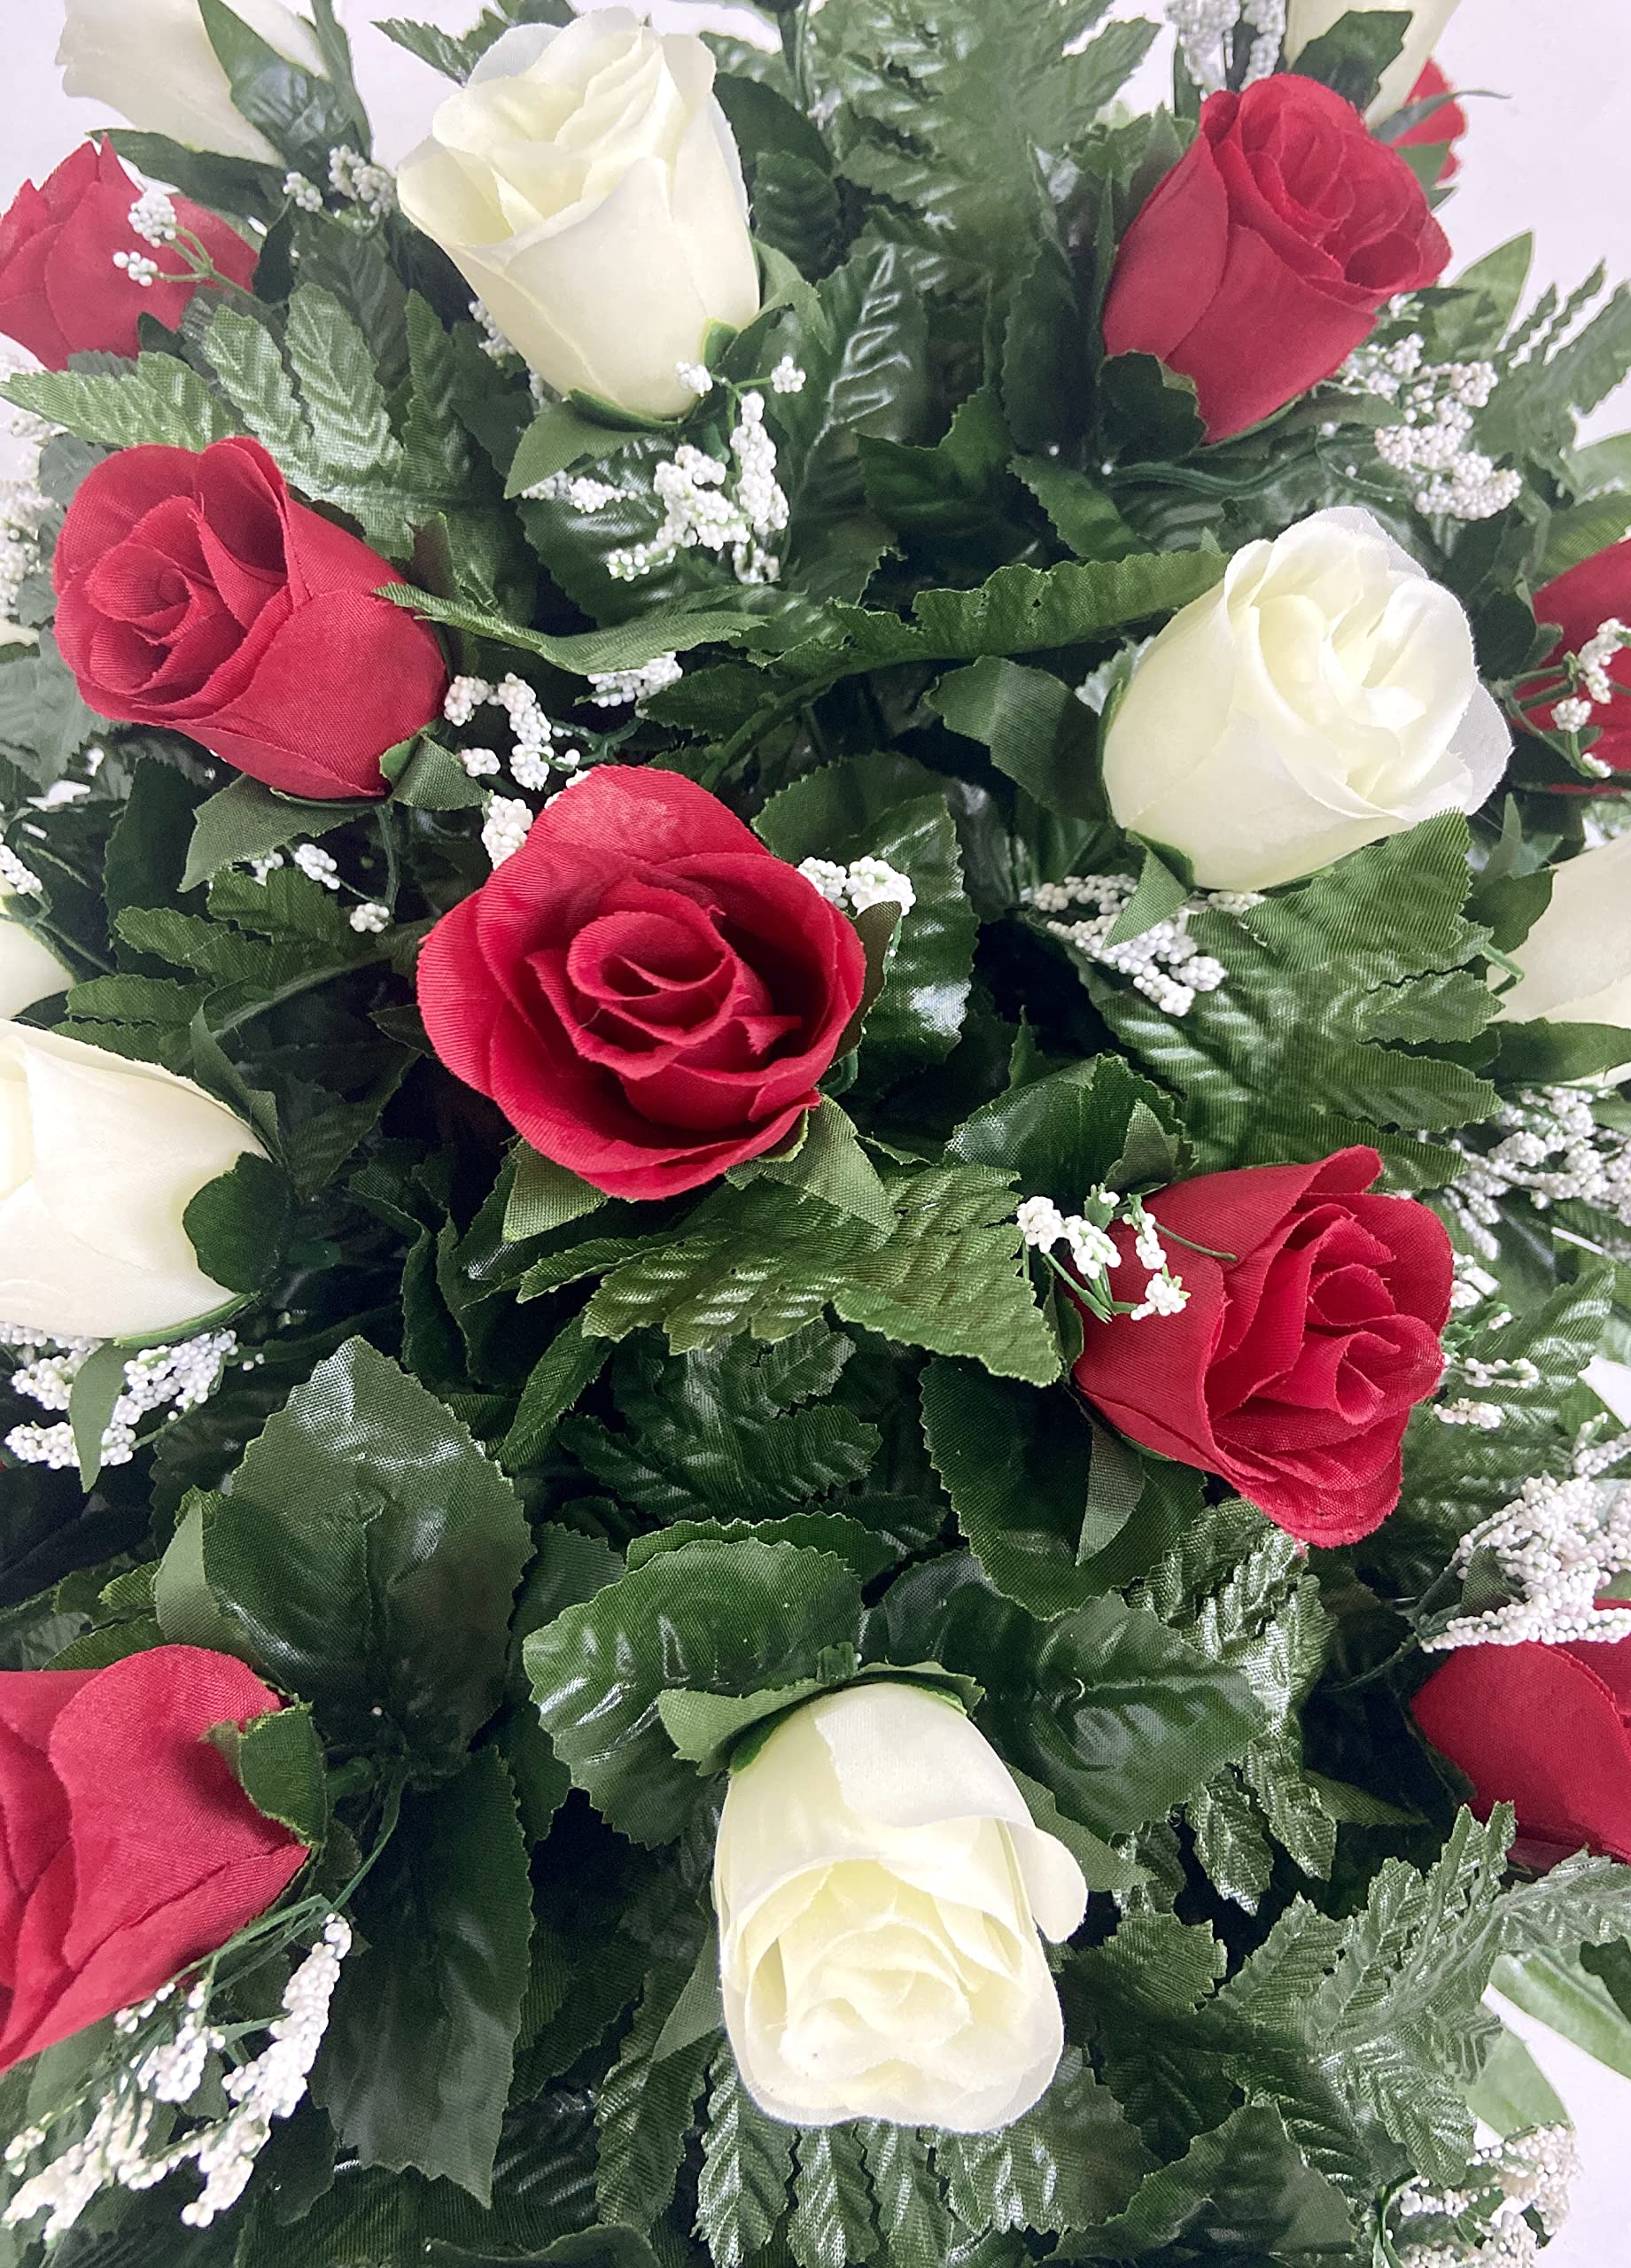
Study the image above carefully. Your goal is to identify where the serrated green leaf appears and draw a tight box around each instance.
[199,0,360,176]
[790,2124,878,2268]
[500,1315,611,1472]
[596,1966,713,2230]
[931,656,1105,822]
[854,2124,946,2268]
[937,2049,1153,2236]
[698,2050,794,2268]
[1055,2102,1352,2262]
[2,354,234,453]
[0,635,99,786]
[944,1052,1180,1208]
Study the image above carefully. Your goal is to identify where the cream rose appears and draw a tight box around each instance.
[0,1026,264,1341]
[0,910,70,1021]
[57,0,325,167]
[713,1682,1088,2132]
[396,10,761,422]
[1284,0,1462,123]
[1496,833,1631,1064]
[1102,507,1509,894]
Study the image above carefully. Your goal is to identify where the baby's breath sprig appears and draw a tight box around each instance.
[1016,1187,1193,1324]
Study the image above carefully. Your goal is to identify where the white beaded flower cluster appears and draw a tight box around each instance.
[2,1326,240,1472]
[0,841,43,896]
[1392,2126,1578,2268]
[0,357,52,642]
[1446,1087,1631,1260]
[1546,615,1630,742]
[327,146,393,219]
[444,672,584,795]
[1018,1186,1191,1323]
[1342,336,1524,522]
[568,384,793,587]
[4,1918,351,2241]
[1163,0,1284,94]
[1024,873,1253,1016]
[797,855,918,918]
[586,652,684,709]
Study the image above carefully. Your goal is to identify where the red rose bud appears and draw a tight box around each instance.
[416,766,868,1201]
[1414,1638,1631,1868]
[1101,78,1451,442]
[0,141,256,370]
[1528,540,1631,773]
[53,437,448,798]
[1394,60,1467,187]
[1071,1147,1452,1546]
[0,1646,307,2072]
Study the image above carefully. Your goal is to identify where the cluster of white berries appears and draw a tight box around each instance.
[481,794,533,869]
[110,249,160,289]
[1449,1253,1504,1317]
[1394,2126,1578,2267]
[1433,1349,1542,1431]
[291,843,340,891]
[797,855,918,918]
[1025,874,1248,1016]
[4,1919,351,2241]
[1548,616,1630,739]
[469,297,518,364]
[327,146,393,219]
[586,652,684,709]
[1424,1437,1631,1651]
[127,190,178,248]
[1163,1,1284,93]
[4,1329,239,1472]
[1018,1188,1190,1322]
[283,171,325,214]
[444,673,582,795]
[1343,336,1523,521]
[0,366,51,641]
[0,842,43,896]
[606,391,792,586]
[1447,1087,1631,1259]
[349,900,390,935]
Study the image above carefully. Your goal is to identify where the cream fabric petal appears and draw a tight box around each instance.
[1284,0,1463,122]
[0,918,69,1022]
[57,0,323,166]
[1497,832,1631,1037]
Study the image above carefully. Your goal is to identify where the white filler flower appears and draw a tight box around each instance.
[0,1026,264,1341]
[1103,507,1510,894]
[1283,0,1462,122]
[56,0,325,167]
[713,1682,1087,2132]
[397,10,761,421]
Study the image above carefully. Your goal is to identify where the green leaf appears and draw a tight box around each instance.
[854,2123,948,2268]
[697,2048,794,2268]
[1098,353,1205,461]
[1286,9,1410,111]
[314,1747,532,2202]
[207,1700,327,1845]
[0,635,99,787]
[181,775,368,893]
[737,1103,897,1231]
[67,1340,128,1491]
[183,1152,295,1296]
[789,2124,878,2268]
[508,403,646,496]
[506,1146,608,1238]
[382,583,764,676]
[945,1052,1181,1210]
[920,1361,1128,1619]
[499,1315,611,1472]
[198,0,360,176]
[1491,1017,1631,1084]
[104,128,283,221]
[182,1338,531,1772]
[931,656,1105,821]
[1469,2023,1570,2137]
[1056,2103,1352,2261]
[938,2048,1154,2236]
[2,354,234,453]
[524,1539,863,1844]
[1015,456,1144,563]
[597,1966,714,2231]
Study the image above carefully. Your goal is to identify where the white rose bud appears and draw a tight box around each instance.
[397,10,762,422]
[1283,0,1462,125]
[1496,833,1631,1064]
[713,1682,1088,2132]
[0,1025,265,1341]
[0,910,69,1021]
[1103,507,1509,894]
[57,0,325,167]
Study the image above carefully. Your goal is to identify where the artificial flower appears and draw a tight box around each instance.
[1530,540,1631,772]
[1283,0,1463,123]
[1495,833,1631,1060]
[56,0,325,168]
[1394,59,1468,184]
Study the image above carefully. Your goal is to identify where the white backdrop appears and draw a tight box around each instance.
[3,0,1630,2252]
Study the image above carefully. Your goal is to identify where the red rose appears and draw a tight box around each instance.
[1414,1638,1631,1867]
[1528,540,1631,773]
[1071,1146,1452,1545]
[0,142,256,371]
[1394,61,1467,187]
[416,767,867,1201]
[53,436,448,799]
[0,1646,307,2071]
[1101,77,1450,442]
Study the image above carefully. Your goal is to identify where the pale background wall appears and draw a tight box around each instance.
[2,0,1629,2251]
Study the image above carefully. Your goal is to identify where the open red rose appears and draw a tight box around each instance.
[417,767,867,1201]
[53,436,448,799]
[0,1646,307,2072]
[1101,77,1450,441]
[1071,1147,1452,1544]
[0,141,256,371]
[1527,540,1631,773]
[1413,1638,1631,1867]
[1394,61,1467,187]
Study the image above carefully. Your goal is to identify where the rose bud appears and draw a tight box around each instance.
[397,11,762,422]
[1529,540,1631,773]
[0,1646,307,2072]
[1283,0,1464,126]
[1102,508,1509,894]
[713,1682,1087,2131]
[1495,835,1631,1076]
[0,142,256,372]
[1413,1638,1631,1868]
[1071,1147,1454,1547]
[53,437,448,800]
[1101,78,1449,441]
[1394,60,1468,185]
[0,1026,264,1342]
[416,766,866,1203]
[57,0,326,168]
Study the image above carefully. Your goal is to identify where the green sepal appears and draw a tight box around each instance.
[656,1656,982,1779]
[383,734,486,810]
[206,1701,329,1847]
[184,1151,296,1296]
[67,1340,128,1491]
[506,1146,607,1238]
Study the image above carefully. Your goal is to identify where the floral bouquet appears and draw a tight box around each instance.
[1,0,1631,2260]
